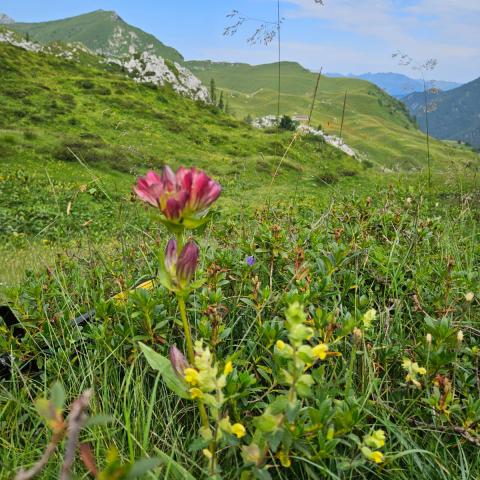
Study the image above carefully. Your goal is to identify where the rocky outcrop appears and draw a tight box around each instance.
[109,52,210,102]
[0,29,42,52]
[251,115,357,157]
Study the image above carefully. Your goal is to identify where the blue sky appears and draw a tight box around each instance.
[2,0,479,82]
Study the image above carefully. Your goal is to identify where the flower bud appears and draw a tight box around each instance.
[457,330,464,343]
[169,345,189,377]
[426,333,432,344]
[164,238,178,276]
[176,241,199,285]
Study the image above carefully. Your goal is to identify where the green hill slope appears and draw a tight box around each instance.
[403,78,480,150]
[186,60,478,170]
[0,40,375,251]
[9,9,183,62]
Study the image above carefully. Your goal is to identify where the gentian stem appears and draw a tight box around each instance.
[177,292,210,430]
[178,296,195,364]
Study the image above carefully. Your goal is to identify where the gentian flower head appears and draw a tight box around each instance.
[246,255,255,267]
[134,166,221,231]
[160,238,201,293]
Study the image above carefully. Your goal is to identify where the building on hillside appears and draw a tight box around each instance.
[292,114,309,123]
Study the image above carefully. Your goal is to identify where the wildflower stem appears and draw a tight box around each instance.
[177,294,210,430]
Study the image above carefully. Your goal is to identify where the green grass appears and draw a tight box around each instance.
[186,61,480,170]
[1,41,480,480]
[1,187,479,479]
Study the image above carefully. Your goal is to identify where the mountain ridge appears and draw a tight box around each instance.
[403,77,480,149]
[326,72,461,97]
[8,9,184,62]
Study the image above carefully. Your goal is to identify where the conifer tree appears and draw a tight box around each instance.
[209,78,217,104]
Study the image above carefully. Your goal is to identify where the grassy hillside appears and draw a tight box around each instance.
[186,61,479,170]
[9,10,184,62]
[0,41,377,270]
[403,78,480,150]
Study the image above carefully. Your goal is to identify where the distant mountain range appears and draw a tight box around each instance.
[403,77,480,150]
[4,10,183,62]
[326,72,461,98]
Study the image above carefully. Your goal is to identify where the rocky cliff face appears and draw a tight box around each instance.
[0,27,210,103]
[110,52,210,102]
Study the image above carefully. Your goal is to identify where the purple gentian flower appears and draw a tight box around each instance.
[246,255,255,267]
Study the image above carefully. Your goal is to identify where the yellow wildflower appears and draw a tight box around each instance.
[184,368,200,385]
[365,429,386,449]
[361,446,384,464]
[465,292,474,303]
[276,340,286,350]
[223,361,233,376]
[189,388,203,399]
[277,450,291,467]
[202,448,212,459]
[312,343,329,360]
[231,423,246,438]
[402,358,412,369]
[362,308,377,328]
[370,451,384,464]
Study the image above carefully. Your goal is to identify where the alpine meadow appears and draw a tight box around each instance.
[0,3,479,480]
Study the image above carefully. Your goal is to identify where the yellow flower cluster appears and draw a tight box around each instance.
[362,308,377,329]
[183,341,234,407]
[402,358,427,388]
[361,429,386,464]
[219,416,246,438]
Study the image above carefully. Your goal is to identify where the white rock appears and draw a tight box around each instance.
[251,115,357,157]
[0,30,42,52]
[112,51,210,102]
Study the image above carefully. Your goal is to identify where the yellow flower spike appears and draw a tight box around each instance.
[184,368,200,385]
[372,429,386,448]
[362,308,377,328]
[276,340,286,350]
[417,367,427,375]
[402,358,412,369]
[277,450,291,468]
[312,343,329,360]
[370,451,384,464]
[223,361,233,376]
[202,448,213,459]
[189,387,203,399]
[231,423,246,438]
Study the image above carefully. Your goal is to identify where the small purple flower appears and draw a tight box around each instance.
[246,255,256,267]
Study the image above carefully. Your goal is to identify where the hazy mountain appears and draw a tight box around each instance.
[326,72,461,98]
[0,13,15,24]
[403,77,480,149]
[8,9,183,62]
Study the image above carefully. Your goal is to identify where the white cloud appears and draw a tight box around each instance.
[280,0,480,81]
